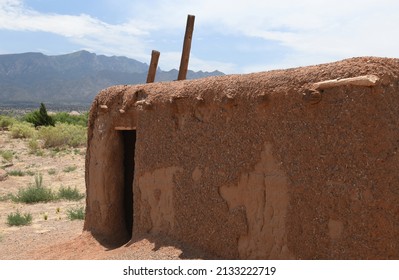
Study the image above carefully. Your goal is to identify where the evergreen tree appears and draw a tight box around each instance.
[24,103,55,127]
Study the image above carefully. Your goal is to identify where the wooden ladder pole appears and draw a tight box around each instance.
[177,14,195,81]
[146,50,160,83]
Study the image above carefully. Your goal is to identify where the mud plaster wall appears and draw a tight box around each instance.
[85,57,399,259]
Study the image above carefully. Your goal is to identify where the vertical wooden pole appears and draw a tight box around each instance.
[178,14,195,81]
[146,50,160,83]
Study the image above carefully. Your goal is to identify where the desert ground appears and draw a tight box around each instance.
[0,130,209,260]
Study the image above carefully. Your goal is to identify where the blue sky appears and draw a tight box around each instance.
[1,0,399,74]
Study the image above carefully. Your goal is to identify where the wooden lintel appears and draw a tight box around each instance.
[313,75,380,90]
[115,126,136,131]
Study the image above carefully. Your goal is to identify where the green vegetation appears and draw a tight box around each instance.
[28,138,41,154]
[67,207,85,220]
[63,165,77,173]
[0,115,15,130]
[23,105,87,128]
[38,123,87,148]
[12,174,55,204]
[23,103,55,127]
[47,168,56,175]
[53,112,88,127]
[7,170,25,176]
[2,104,88,150]
[7,174,84,203]
[10,122,36,139]
[0,150,13,162]
[58,186,84,201]
[7,211,33,226]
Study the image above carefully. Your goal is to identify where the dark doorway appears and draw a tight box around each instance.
[122,130,136,239]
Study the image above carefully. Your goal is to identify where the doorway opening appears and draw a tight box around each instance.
[122,130,136,240]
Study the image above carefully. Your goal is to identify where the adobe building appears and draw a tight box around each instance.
[84,57,399,259]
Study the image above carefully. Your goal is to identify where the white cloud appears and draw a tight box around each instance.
[0,0,151,60]
[158,51,236,73]
[1,0,399,73]
[126,0,399,71]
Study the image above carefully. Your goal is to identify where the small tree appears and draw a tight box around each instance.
[24,103,55,127]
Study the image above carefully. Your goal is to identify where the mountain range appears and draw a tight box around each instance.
[0,50,224,106]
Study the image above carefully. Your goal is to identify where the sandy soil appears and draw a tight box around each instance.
[0,130,208,260]
[0,130,86,259]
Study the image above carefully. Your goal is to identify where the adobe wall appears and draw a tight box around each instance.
[85,57,399,259]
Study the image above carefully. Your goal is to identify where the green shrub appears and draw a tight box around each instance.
[53,112,88,127]
[38,123,87,148]
[23,103,55,127]
[63,165,77,173]
[12,174,56,204]
[67,207,85,220]
[7,211,33,226]
[27,138,43,154]
[48,168,56,175]
[0,150,13,162]
[10,122,36,139]
[7,170,25,176]
[57,186,84,201]
[0,115,16,130]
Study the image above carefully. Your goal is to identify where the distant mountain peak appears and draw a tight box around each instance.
[0,51,224,106]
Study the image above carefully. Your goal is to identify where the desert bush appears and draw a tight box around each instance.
[0,115,16,130]
[38,123,87,148]
[28,138,44,156]
[10,122,36,139]
[28,138,40,153]
[7,211,32,226]
[53,112,88,127]
[0,150,13,162]
[12,174,56,204]
[67,207,85,220]
[47,168,56,175]
[57,186,84,201]
[7,170,25,176]
[23,103,55,127]
[63,165,77,173]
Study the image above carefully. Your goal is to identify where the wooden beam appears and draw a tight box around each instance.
[146,50,160,83]
[313,75,380,90]
[178,15,195,81]
[115,126,136,131]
